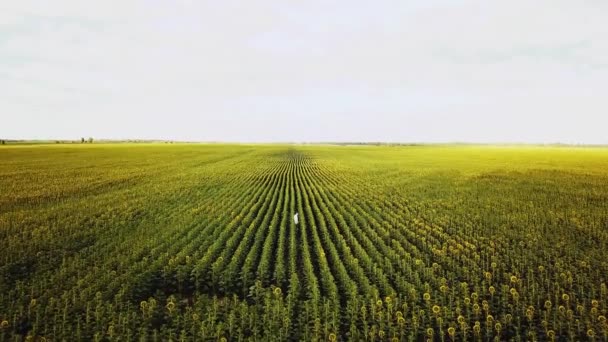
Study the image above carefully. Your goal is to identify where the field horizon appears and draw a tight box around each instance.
[3,140,608,147]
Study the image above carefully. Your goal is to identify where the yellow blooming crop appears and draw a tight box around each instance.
[2,143,607,341]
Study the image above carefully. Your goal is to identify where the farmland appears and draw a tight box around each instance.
[1,144,607,341]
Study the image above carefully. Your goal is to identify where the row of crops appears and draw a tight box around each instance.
[1,144,607,341]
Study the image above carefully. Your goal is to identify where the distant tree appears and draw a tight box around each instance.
[88,137,94,144]
[55,140,60,144]
[1,140,5,145]
[81,137,85,143]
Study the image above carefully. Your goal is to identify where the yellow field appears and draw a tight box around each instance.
[1,144,607,341]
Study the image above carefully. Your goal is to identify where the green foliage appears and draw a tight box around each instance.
[0,144,607,341]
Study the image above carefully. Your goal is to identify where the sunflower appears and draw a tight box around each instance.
[432,305,441,315]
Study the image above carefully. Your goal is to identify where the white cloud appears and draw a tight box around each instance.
[1,0,607,142]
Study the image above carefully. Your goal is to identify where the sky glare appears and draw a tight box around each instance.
[1,1,607,143]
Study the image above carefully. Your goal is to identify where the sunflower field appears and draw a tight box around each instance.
[1,144,607,341]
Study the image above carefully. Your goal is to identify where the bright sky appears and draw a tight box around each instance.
[1,1,607,143]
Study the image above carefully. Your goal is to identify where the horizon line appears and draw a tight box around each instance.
[2,139,608,147]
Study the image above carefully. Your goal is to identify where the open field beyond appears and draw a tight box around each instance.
[1,144,607,341]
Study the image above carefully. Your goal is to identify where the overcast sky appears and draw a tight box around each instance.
[1,1,607,143]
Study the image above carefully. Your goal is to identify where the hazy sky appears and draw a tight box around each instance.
[2,1,607,143]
